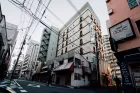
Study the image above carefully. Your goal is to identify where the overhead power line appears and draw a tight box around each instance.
[28,0,52,40]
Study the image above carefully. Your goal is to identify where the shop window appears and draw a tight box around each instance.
[80,39,83,45]
[80,31,83,37]
[80,48,83,55]
[74,73,81,80]
[136,20,140,33]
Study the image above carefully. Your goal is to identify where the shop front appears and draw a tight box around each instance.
[115,47,140,93]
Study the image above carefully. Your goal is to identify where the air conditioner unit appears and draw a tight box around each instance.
[108,9,113,15]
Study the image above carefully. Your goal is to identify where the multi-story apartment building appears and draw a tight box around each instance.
[106,0,140,93]
[21,40,40,80]
[37,26,59,63]
[102,35,121,79]
[38,2,102,87]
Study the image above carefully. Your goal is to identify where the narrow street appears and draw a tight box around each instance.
[14,79,95,93]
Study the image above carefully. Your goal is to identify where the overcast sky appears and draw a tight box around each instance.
[1,0,109,43]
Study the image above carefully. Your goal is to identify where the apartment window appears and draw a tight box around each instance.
[74,73,81,80]
[80,48,83,55]
[91,14,93,20]
[80,39,83,45]
[80,23,83,29]
[63,36,64,42]
[127,0,139,9]
[61,50,63,55]
[136,20,140,32]
[67,28,69,33]
[66,34,68,39]
[66,41,68,46]
[75,58,81,66]
[62,43,64,48]
[80,31,83,37]
[80,17,82,22]
[65,47,67,52]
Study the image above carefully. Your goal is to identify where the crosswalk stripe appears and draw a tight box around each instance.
[20,90,27,92]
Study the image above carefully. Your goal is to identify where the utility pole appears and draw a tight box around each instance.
[10,38,26,83]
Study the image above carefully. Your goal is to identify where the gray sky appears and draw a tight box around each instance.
[1,0,109,43]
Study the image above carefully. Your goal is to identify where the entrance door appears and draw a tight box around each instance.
[65,74,71,85]
[56,77,60,84]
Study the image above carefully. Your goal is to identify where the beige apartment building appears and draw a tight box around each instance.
[37,2,102,87]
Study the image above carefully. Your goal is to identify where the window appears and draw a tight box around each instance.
[80,23,82,29]
[91,14,93,20]
[75,58,81,66]
[80,39,83,45]
[86,57,88,60]
[136,20,140,32]
[62,43,64,48]
[80,31,83,37]
[106,0,110,3]
[127,0,139,9]
[80,48,83,55]
[67,28,69,33]
[65,47,67,52]
[66,41,68,46]
[74,73,81,80]
[80,17,82,22]
[66,35,68,39]
[61,50,63,55]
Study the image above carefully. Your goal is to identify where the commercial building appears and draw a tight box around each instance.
[38,2,102,87]
[37,26,59,63]
[21,40,40,80]
[106,0,140,93]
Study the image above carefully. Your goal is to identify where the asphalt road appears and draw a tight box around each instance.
[14,79,95,93]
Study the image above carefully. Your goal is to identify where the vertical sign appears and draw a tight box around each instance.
[120,62,136,93]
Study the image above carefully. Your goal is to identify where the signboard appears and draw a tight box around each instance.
[109,18,135,42]
[120,62,136,93]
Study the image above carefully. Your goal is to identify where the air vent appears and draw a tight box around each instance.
[108,9,113,15]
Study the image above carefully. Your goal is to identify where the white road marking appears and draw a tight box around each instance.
[18,87,23,89]
[14,80,21,87]
[20,90,27,92]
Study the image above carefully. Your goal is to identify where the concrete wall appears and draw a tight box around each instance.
[46,27,59,61]
[107,0,140,52]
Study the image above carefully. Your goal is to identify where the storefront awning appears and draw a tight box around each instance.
[53,62,74,72]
